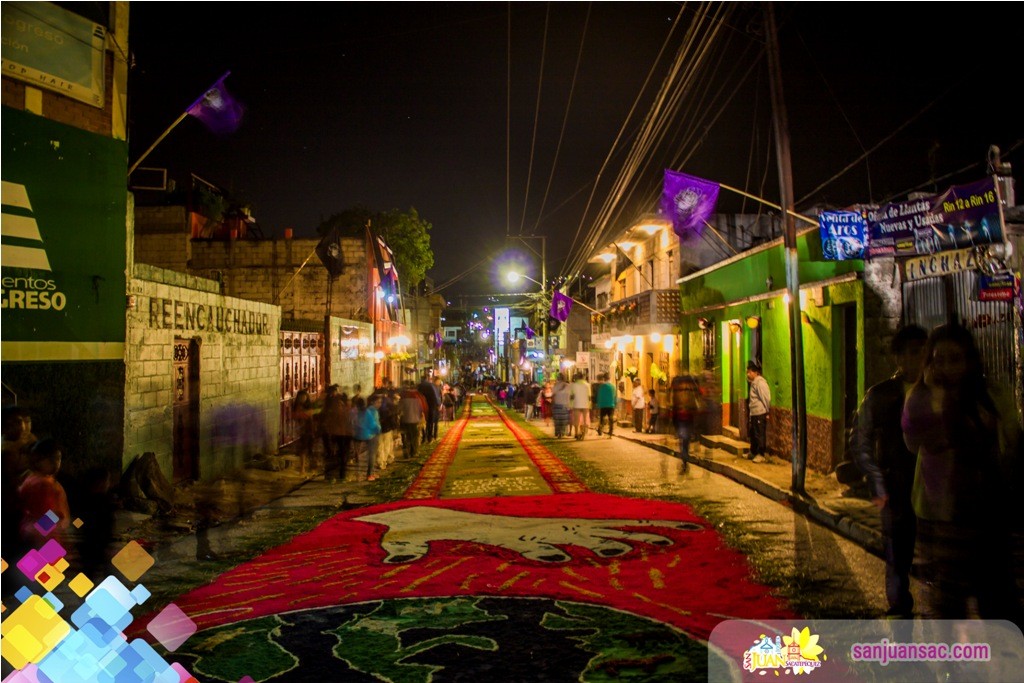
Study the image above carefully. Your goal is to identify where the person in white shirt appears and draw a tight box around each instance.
[569,374,592,440]
[746,360,771,463]
[631,378,647,432]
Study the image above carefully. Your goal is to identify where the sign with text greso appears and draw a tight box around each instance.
[1,108,127,361]
[866,176,1004,259]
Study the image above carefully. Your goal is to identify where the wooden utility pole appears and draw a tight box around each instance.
[764,3,808,494]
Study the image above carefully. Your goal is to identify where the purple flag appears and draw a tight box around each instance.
[662,170,720,238]
[187,72,245,135]
[550,291,573,323]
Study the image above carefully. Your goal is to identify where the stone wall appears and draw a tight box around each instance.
[125,265,281,482]
[767,408,835,473]
[861,257,905,389]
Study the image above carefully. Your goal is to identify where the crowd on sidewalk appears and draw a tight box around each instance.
[293,375,466,482]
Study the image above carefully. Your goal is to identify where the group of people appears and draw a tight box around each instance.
[515,371,712,465]
[292,375,463,482]
[848,322,1022,621]
[2,406,117,599]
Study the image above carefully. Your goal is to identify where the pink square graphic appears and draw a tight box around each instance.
[146,602,197,652]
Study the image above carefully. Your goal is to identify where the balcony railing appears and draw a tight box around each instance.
[591,289,680,336]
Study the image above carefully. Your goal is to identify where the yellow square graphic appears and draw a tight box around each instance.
[68,573,95,597]
[34,564,65,592]
[112,540,154,582]
[0,595,71,669]
[55,558,69,573]
[73,517,84,528]
[1,558,8,573]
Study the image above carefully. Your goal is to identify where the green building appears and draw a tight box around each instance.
[677,226,893,473]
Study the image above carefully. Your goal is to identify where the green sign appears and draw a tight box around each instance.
[1,2,106,107]
[2,106,127,361]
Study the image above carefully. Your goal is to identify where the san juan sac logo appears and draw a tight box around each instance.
[744,626,826,675]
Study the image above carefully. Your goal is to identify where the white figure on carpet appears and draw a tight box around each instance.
[355,506,702,563]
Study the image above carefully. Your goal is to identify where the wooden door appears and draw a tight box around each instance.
[172,337,200,481]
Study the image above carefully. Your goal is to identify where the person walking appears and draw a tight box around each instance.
[552,373,572,438]
[541,381,554,425]
[631,378,646,432]
[901,323,1022,621]
[595,373,617,438]
[570,373,592,440]
[746,360,770,463]
[848,324,927,618]
[646,389,660,434]
[670,375,702,472]
[292,389,316,474]
[320,385,352,479]
[355,394,383,481]
[399,383,426,459]
[417,375,440,442]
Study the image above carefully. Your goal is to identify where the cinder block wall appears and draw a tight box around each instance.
[125,265,281,482]
[187,238,372,323]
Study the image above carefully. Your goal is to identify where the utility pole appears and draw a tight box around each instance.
[765,3,807,495]
[508,235,547,380]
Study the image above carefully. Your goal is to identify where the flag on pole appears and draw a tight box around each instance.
[550,290,573,323]
[662,169,720,238]
[614,244,637,280]
[187,72,245,135]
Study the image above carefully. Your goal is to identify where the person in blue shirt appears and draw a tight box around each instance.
[355,395,383,481]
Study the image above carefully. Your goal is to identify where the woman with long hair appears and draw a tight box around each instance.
[902,323,1021,620]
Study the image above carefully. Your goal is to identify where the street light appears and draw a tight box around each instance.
[506,270,541,287]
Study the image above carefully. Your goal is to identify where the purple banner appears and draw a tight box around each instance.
[187,73,245,135]
[662,170,720,239]
[865,177,1003,259]
[550,291,573,323]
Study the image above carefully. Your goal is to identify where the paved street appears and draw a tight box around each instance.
[99,394,914,682]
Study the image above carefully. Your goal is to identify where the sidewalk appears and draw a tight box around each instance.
[605,425,884,557]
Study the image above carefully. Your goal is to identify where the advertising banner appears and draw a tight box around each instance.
[2,108,127,360]
[818,210,866,261]
[866,177,1004,259]
[1,2,106,107]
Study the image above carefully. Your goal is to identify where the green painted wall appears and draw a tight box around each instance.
[679,230,864,423]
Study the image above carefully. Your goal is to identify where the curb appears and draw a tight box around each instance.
[613,432,885,557]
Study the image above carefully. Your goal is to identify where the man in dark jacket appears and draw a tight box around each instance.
[848,324,927,617]
[417,375,441,442]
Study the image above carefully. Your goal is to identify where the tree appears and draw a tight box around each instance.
[379,207,433,290]
[316,205,434,290]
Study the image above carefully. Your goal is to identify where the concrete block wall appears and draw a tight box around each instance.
[188,238,371,322]
[125,265,281,482]
[135,231,191,274]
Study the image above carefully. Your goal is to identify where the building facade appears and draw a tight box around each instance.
[2,2,130,478]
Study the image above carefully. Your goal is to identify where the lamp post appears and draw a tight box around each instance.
[507,235,547,375]
[506,269,546,381]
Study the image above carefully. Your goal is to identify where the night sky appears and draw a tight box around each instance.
[126,3,1021,298]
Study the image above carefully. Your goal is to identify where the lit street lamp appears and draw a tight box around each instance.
[506,269,548,379]
[506,270,541,288]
